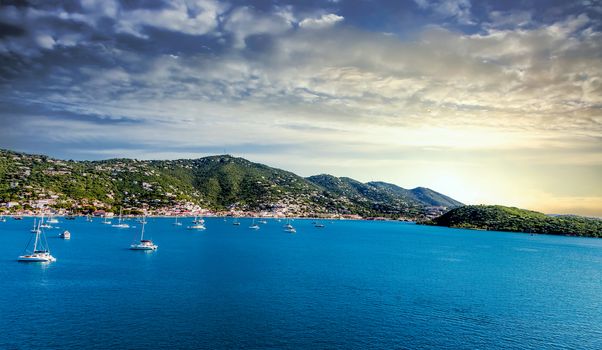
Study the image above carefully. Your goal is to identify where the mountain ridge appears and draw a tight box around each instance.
[0,149,461,217]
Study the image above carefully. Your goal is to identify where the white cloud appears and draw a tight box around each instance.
[224,6,295,48]
[299,14,344,29]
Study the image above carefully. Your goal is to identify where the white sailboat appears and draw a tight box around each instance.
[130,219,157,250]
[47,215,59,224]
[0,215,6,222]
[112,208,130,228]
[173,216,182,226]
[283,218,296,233]
[249,218,260,230]
[30,217,41,233]
[18,216,56,262]
[192,216,205,224]
[102,216,112,225]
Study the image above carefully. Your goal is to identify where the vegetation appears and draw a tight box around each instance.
[0,149,462,216]
[426,205,602,238]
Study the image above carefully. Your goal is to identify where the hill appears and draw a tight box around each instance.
[0,149,461,217]
[426,205,602,238]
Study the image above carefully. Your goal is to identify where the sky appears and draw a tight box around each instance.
[0,0,601,216]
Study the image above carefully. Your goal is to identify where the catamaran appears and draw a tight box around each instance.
[130,219,157,250]
[47,215,59,224]
[18,218,56,262]
[192,216,205,224]
[187,221,206,230]
[112,209,130,228]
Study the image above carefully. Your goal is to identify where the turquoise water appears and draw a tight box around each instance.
[1,217,601,349]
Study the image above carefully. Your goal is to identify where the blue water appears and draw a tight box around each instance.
[1,218,601,349]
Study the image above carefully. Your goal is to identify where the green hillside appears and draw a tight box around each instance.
[427,205,602,237]
[0,149,462,216]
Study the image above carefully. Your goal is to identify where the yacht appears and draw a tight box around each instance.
[249,218,260,230]
[314,221,325,228]
[102,216,112,225]
[112,209,130,228]
[192,216,205,224]
[233,218,240,226]
[0,216,6,222]
[59,230,71,239]
[258,219,267,224]
[187,223,206,230]
[18,219,56,262]
[130,219,157,250]
[65,215,76,220]
[47,216,59,224]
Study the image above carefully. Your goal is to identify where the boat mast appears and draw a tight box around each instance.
[140,218,145,241]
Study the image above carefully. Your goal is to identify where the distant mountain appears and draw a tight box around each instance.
[0,149,462,217]
[426,205,602,238]
[367,181,463,207]
[305,175,463,215]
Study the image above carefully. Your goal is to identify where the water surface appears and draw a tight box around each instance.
[1,218,601,349]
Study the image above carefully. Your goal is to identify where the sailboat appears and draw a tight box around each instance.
[102,216,112,225]
[192,216,205,224]
[314,221,325,228]
[173,216,182,226]
[232,217,240,226]
[30,217,41,233]
[129,219,157,250]
[0,215,6,222]
[249,218,260,230]
[47,215,59,224]
[112,208,130,228]
[258,219,267,224]
[18,216,56,262]
[283,218,296,233]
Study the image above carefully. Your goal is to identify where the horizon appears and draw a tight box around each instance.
[1,1,601,216]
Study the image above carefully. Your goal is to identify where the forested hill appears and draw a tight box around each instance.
[426,205,602,238]
[0,149,461,217]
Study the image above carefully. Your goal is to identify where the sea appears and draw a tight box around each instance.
[0,217,601,349]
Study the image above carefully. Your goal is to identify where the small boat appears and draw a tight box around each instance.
[31,218,41,233]
[18,217,56,262]
[130,219,157,250]
[258,219,267,224]
[249,218,260,230]
[137,216,147,224]
[86,214,93,222]
[192,216,205,224]
[233,219,240,226]
[173,216,182,226]
[65,215,76,220]
[14,216,23,220]
[47,216,59,224]
[102,216,112,225]
[0,216,6,222]
[112,209,129,228]
[187,223,206,230]
[314,221,325,228]
[283,219,296,233]
[59,230,71,239]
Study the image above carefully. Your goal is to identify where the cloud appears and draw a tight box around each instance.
[299,14,344,29]
[1,0,601,214]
